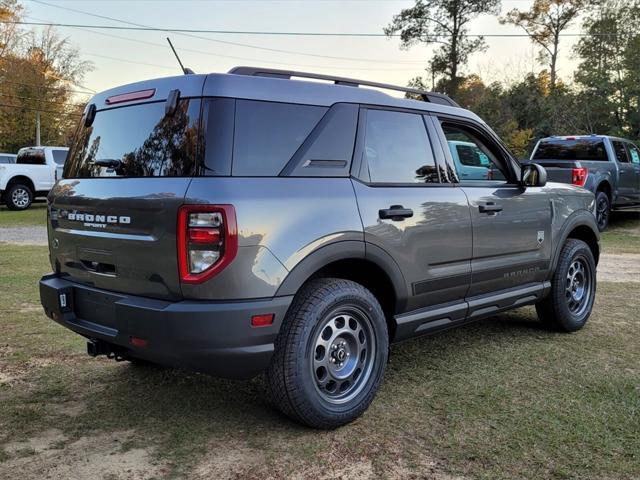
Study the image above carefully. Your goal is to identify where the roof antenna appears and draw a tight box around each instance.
[167,37,195,75]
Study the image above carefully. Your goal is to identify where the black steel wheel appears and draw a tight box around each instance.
[536,239,596,332]
[267,278,388,429]
[595,191,610,232]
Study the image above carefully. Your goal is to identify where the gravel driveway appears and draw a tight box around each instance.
[0,226,48,246]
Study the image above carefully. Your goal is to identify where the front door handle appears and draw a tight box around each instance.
[379,205,414,221]
[479,202,503,214]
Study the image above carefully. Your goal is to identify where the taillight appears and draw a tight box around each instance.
[177,205,238,284]
[571,167,588,187]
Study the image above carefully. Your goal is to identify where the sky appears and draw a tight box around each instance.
[21,0,583,98]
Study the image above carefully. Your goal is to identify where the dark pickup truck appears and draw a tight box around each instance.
[531,135,640,230]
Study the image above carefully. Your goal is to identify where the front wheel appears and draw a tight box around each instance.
[536,239,596,332]
[267,278,388,429]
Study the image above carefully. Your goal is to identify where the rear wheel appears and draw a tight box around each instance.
[6,183,33,210]
[595,190,610,231]
[267,278,388,429]
[536,239,596,332]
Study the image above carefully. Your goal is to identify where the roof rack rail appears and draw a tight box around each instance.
[228,66,460,108]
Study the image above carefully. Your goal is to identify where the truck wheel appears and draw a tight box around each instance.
[536,239,596,332]
[267,278,388,429]
[6,183,33,210]
[595,191,610,231]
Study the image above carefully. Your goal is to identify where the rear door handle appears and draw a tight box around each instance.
[379,205,414,221]
[479,203,503,214]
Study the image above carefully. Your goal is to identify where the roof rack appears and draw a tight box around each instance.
[228,66,460,108]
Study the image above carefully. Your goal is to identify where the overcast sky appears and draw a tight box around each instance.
[23,0,583,96]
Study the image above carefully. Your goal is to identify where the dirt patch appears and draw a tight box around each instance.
[5,428,67,455]
[598,253,640,283]
[0,430,166,480]
[48,400,87,418]
[190,437,462,480]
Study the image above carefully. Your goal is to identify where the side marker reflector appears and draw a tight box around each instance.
[251,314,274,328]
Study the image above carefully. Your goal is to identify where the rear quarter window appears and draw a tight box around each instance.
[64,99,201,178]
[232,100,327,176]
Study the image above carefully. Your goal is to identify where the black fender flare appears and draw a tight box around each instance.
[549,210,600,279]
[275,240,407,310]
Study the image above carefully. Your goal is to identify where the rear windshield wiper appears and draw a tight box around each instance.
[92,159,122,169]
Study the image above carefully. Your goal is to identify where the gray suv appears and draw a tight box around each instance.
[39,67,600,429]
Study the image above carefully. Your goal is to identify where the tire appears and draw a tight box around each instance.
[5,183,33,210]
[536,239,596,332]
[267,278,388,429]
[594,190,610,231]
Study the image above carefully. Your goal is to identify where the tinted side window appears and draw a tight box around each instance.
[65,100,201,178]
[52,150,68,165]
[613,141,629,163]
[626,143,640,165]
[286,103,358,177]
[16,148,45,165]
[442,124,507,181]
[233,100,327,176]
[202,98,234,176]
[0,155,14,164]
[363,110,438,184]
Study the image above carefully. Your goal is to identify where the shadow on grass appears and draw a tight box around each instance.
[74,309,548,435]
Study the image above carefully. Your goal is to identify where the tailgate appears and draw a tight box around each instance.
[48,179,191,300]
[534,160,575,184]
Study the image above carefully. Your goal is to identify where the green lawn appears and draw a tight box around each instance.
[0,243,638,479]
[0,202,47,227]
[602,210,640,255]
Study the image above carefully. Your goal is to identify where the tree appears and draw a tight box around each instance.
[0,22,91,152]
[574,0,640,140]
[0,0,22,59]
[500,0,584,90]
[385,0,501,97]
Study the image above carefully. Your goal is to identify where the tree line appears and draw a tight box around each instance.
[0,0,90,153]
[387,0,640,157]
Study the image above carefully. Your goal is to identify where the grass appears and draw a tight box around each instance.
[601,210,640,255]
[0,242,638,479]
[0,202,47,227]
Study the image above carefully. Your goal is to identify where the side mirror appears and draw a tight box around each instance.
[521,163,547,187]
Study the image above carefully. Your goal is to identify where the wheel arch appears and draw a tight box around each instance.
[275,241,407,339]
[552,212,600,277]
[595,180,612,200]
[5,175,35,193]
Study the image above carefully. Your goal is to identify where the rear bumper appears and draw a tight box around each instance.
[39,274,293,379]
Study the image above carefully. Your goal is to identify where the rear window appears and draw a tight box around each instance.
[533,138,608,161]
[16,148,45,165]
[64,99,201,178]
[232,100,327,176]
[0,155,15,164]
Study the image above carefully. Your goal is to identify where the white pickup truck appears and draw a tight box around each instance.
[0,146,68,210]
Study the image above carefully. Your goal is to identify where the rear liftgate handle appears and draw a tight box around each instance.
[379,205,414,221]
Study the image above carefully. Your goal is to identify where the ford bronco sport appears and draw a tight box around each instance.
[40,67,600,429]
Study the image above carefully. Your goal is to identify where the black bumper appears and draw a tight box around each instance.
[39,274,293,379]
